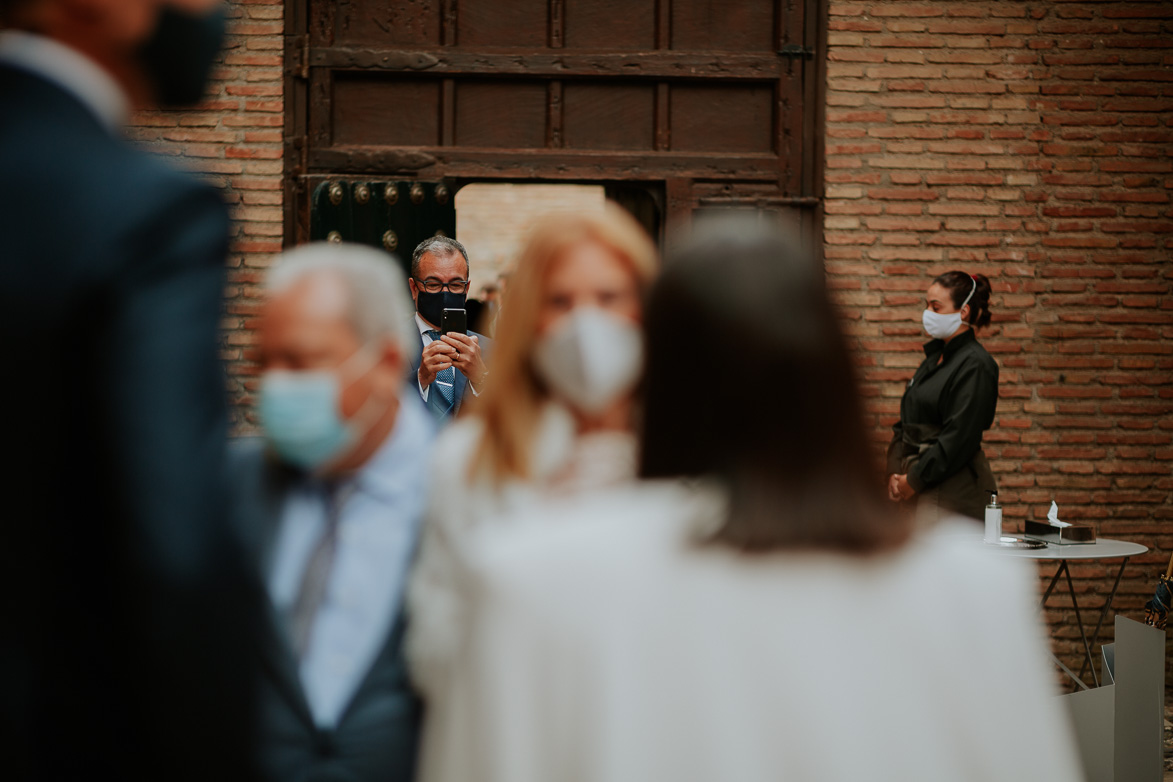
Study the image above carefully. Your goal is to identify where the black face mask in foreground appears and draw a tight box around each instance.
[416,289,467,328]
[138,4,227,108]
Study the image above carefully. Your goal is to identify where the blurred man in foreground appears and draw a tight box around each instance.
[0,1,261,780]
[232,243,433,782]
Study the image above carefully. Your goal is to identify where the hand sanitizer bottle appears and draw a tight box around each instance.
[984,493,1003,544]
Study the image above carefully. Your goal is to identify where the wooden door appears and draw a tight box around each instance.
[309,178,455,276]
[285,0,825,251]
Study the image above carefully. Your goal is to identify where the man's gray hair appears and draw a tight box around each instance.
[267,242,413,357]
[411,235,469,278]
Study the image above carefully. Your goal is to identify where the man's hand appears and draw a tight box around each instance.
[441,333,487,388]
[888,473,916,502]
[418,339,456,389]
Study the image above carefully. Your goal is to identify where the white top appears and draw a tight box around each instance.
[405,404,639,782]
[427,482,1085,782]
[0,30,129,130]
[996,537,1148,561]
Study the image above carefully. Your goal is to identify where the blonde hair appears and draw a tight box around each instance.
[469,203,659,483]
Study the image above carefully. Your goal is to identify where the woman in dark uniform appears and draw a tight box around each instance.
[887,271,999,521]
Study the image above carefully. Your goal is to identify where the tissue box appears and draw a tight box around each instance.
[1023,520,1096,545]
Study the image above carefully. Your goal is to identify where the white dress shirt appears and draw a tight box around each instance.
[268,398,434,727]
[414,312,481,404]
[0,30,129,131]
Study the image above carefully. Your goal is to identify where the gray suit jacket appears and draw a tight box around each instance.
[228,439,421,782]
[407,327,494,419]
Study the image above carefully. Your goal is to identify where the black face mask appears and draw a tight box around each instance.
[416,289,466,328]
[137,4,227,108]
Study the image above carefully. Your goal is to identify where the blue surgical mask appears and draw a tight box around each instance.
[259,346,381,470]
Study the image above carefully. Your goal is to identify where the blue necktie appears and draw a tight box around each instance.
[425,330,456,414]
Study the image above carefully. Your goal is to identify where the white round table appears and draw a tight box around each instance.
[993,537,1148,690]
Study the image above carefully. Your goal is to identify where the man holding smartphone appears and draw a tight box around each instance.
[407,236,492,419]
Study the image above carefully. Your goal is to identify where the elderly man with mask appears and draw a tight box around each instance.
[0,1,260,780]
[230,243,434,782]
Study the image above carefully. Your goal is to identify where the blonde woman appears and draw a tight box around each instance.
[405,204,658,782]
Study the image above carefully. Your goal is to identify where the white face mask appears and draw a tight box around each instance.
[922,277,976,340]
[532,308,643,416]
[922,309,963,340]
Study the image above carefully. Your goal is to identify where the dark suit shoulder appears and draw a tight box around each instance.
[0,66,228,284]
[225,437,295,563]
[227,436,268,472]
[226,437,297,503]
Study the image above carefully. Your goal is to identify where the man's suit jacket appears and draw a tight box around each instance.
[228,439,422,782]
[407,327,494,419]
[0,65,261,780]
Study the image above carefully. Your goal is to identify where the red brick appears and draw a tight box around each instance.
[868,5,946,18]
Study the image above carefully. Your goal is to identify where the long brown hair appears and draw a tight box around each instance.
[640,216,911,554]
[468,204,659,483]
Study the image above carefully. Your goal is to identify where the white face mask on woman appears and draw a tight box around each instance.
[532,307,643,415]
[922,277,976,340]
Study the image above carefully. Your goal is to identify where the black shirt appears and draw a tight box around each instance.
[887,329,999,493]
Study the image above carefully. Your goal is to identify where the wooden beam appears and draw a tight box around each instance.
[308,147,779,182]
[307,48,789,80]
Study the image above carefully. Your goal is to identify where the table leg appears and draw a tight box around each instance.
[1040,562,1066,608]
[1050,652,1091,692]
[1076,557,1130,685]
[1063,563,1099,688]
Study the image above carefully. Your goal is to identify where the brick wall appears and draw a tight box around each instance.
[824,0,1173,670]
[128,0,284,428]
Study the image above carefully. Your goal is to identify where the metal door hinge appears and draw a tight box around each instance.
[778,44,814,59]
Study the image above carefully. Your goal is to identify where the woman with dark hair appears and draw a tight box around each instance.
[429,219,1080,782]
[887,270,999,522]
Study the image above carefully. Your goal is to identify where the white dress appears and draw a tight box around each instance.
[426,481,1085,782]
[405,403,638,782]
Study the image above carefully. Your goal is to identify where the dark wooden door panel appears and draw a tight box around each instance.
[457,0,548,47]
[670,83,776,153]
[671,1,777,51]
[564,0,657,50]
[287,0,825,249]
[327,0,443,47]
[455,81,548,148]
[331,75,441,147]
[563,83,656,151]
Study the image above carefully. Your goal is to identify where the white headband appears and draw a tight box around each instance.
[960,276,977,310]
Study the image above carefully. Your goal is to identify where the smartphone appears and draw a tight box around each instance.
[440,307,467,335]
